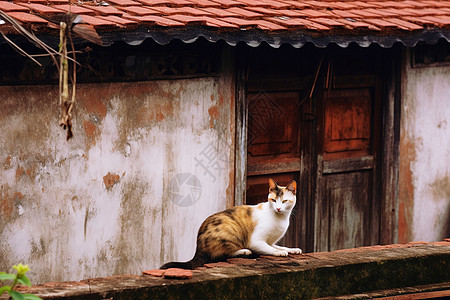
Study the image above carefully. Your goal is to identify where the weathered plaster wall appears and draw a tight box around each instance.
[0,69,235,283]
[399,49,450,243]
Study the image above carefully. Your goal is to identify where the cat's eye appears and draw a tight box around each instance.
[270,198,276,202]
[282,200,288,203]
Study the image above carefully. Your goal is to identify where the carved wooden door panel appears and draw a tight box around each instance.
[245,91,301,247]
[315,88,380,251]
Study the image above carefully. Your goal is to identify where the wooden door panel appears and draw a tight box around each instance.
[316,87,379,252]
[247,91,300,163]
[326,172,370,251]
[324,89,371,158]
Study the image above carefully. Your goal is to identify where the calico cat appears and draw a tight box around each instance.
[160,179,301,270]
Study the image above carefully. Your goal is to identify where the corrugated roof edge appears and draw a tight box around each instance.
[0,26,449,49]
[101,28,450,48]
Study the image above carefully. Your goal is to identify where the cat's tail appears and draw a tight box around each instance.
[160,251,210,270]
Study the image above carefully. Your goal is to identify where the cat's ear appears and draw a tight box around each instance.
[268,178,278,191]
[286,180,297,194]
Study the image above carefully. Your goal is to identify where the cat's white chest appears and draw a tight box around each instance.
[252,205,290,245]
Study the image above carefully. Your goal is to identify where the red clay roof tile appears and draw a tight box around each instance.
[78,14,119,27]
[1,0,449,45]
[105,0,143,6]
[124,14,185,26]
[19,3,65,14]
[168,14,238,28]
[246,6,281,17]
[225,7,263,18]
[0,2,29,12]
[385,18,423,31]
[327,9,363,19]
[208,0,242,7]
[150,5,212,15]
[270,17,330,30]
[422,15,450,27]
[98,15,138,27]
[86,5,124,16]
[185,0,221,7]
[278,1,310,9]
[295,9,330,18]
[119,5,160,15]
[52,4,96,15]
[198,7,238,17]
[7,11,48,23]
[336,18,381,30]
[363,18,399,28]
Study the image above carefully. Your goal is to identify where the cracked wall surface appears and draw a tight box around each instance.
[0,69,235,283]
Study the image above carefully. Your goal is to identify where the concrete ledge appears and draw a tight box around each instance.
[10,241,450,299]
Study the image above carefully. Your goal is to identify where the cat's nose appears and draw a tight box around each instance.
[277,207,281,212]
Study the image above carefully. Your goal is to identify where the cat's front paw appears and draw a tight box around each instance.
[273,250,289,257]
[287,248,302,254]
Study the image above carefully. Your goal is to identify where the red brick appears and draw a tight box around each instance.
[227,257,258,265]
[142,269,166,277]
[204,262,233,268]
[0,2,29,12]
[163,268,193,279]
[7,12,48,23]
[259,255,291,261]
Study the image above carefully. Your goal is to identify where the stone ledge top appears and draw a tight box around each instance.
[8,240,450,300]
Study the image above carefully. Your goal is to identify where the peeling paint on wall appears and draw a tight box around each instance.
[0,71,235,283]
[399,49,450,243]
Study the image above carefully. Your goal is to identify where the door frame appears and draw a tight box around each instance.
[233,45,401,251]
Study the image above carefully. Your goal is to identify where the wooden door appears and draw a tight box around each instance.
[245,91,302,247]
[315,88,380,251]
